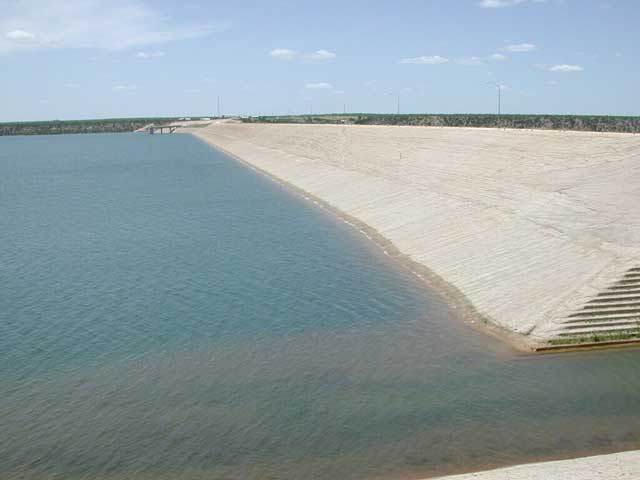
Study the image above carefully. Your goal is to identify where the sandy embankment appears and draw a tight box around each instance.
[431,450,640,480]
[189,123,640,348]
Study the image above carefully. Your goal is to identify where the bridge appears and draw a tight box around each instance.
[146,125,181,134]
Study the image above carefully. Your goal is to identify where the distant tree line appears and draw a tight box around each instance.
[243,113,640,133]
[4,114,638,135]
[0,117,180,136]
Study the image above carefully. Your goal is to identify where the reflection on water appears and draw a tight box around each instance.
[1,133,639,480]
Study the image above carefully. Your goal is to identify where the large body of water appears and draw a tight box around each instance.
[1,133,639,480]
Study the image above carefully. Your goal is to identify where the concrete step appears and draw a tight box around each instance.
[584,298,640,310]
[569,310,640,318]
[551,267,640,342]
[568,306,640,317]
[604,285,640,292]
[559,320,640,330]
[598,287,640,294]
[594,291,640,300]
[558,324,640,336]
[613,276,640,282]
[613,279,640,287]
[563,312,640,322]
[615,277,640,282]
[562,314,640,324]
[587,296,640,305]
[598,285,640,295]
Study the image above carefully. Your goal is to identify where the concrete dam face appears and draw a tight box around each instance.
[190,122,640,350]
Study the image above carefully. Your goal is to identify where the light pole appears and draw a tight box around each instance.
[487,82,501,116]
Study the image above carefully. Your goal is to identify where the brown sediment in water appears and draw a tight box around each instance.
[189,126,640,475]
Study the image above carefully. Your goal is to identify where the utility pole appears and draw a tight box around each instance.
[397,94,400,115]
[217,96,221,118]
[487,82,501,116]
[343,103,346,114]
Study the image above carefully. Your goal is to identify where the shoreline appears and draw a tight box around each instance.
[429,449,640,480]
[189,131,536,352]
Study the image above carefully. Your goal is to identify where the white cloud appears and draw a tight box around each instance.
[549,64,583,72]
[201,77,216,84]
[0,0,226,54]
[478,0,526,7]
[501,43,537,52]
[184,88,201,94]
[303,49,336,61]
[269,48,336,61]
[455,56,484,66]
[490,53,507,61]
[112,84,138,91]
[5,29,36,41]
[364,80,377,87]
[400,55,449,64]
[548,80,559,85]
[269,48,297,60]
[136,51,164,58]
[305,82,333,90]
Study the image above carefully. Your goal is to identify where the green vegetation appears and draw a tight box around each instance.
[0,117,181,136]
[549,327,640,346]
[243,113,640,133]
[5,113,638,136]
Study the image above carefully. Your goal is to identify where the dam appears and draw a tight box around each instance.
[190,122,640,349]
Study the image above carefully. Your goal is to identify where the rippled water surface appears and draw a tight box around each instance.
[1,133,639,480]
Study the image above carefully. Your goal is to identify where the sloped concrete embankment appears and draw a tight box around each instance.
[189,123,640,350]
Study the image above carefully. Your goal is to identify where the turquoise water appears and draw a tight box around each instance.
[1,133,639,480]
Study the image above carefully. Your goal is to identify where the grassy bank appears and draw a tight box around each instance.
[549,327,640,346]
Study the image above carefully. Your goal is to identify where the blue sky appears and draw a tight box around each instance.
[1,0,638,121]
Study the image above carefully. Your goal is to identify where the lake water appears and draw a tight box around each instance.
[1,133,639,480]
